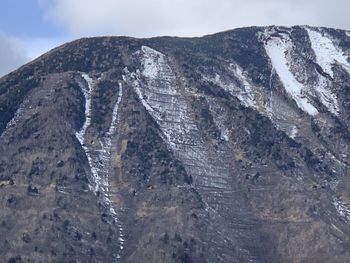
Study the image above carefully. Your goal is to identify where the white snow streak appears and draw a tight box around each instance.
[231,65,257,109]
[76,73,102,190]
[75,73,94,145]
[75,74,125,261]
[108,82,123,137]
[316,77,339,115]
[264,35,319,116]
[0,99,29,139]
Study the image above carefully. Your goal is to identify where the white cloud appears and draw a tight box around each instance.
[46,0,350,38]
[0,35,30,77]
[3,0,349,78]
[23,37,68,60]
[0,34,68,77]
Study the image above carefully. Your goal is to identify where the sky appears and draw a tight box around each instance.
[1,0,350,77]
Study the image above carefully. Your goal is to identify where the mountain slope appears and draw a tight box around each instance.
[1,26,350,263]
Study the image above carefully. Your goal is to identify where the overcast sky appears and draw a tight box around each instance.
[1,0,350,76]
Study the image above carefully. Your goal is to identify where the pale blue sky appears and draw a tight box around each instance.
[1,0,62,37]
[0,0,70,76]
[1,0,350,77]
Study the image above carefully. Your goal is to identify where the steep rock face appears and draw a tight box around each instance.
[1,26,350,262]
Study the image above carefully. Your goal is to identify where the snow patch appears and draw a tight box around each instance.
[222,128,230,142]
[289,125,298,139]
[333,197,350,222]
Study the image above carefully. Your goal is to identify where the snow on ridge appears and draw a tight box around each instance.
[264,34,319,116]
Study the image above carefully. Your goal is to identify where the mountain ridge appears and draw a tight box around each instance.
[1,25,350,262]
[3,25,348,79]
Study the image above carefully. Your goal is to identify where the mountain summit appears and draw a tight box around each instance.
[1,26,350,262]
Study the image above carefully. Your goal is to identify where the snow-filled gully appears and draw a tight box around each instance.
[76,74,125,261]
[263,28,347,117]
[306,28,345,115]
[306,28,350,78]
[264,33,319,116]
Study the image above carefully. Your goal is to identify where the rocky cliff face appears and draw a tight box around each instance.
[1,26,350,263]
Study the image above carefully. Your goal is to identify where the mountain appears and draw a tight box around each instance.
[1,25,350,263]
